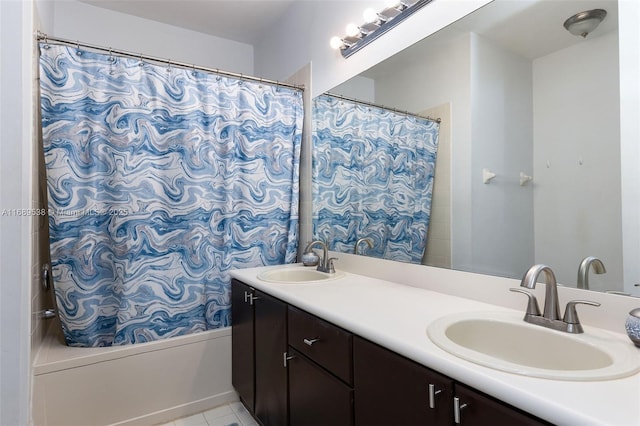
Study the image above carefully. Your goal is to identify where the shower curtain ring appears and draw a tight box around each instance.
[138,54,143,67]
[76,41,82,55]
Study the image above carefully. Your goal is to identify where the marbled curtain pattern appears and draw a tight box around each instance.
[313,94,439,264]
[40,44,302,347]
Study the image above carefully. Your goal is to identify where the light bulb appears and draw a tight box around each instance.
[345,22,360,38]
[363,8,379,24]
[384,0,402,8]
[330,36,344,50]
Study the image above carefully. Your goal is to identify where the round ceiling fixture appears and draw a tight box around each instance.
[563,9,607,38]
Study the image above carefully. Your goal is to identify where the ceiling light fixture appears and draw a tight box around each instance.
[330,0,434,58]
[563,9,607,38]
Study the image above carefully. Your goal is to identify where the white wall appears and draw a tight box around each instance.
[255,0,492,97]
[331,76,376,102]
[0,1,35,425]
[470,33,534,278]
[533,30,622,292]
[51,0,254,74]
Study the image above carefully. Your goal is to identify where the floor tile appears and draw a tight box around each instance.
[203,404,234,422]
[228,402,255,426]
[173,413,208,426]
[206,413,241,426]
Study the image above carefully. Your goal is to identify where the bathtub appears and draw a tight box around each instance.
[32,322,237,426]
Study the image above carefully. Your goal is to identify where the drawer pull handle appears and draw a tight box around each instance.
[453,397,468,424]
[283,352,295,368]
[428,383,442,409]
[303,338,320,346]
[243,291,260,305]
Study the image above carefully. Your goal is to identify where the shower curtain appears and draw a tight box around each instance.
[312,94,439,264]
[39,44,302,347]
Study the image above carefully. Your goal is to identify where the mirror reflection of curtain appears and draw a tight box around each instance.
[312,94,439,263]
[39,44,302,347]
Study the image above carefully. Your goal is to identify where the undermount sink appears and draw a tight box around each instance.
[257,266,345,283]
[427,311,640,381]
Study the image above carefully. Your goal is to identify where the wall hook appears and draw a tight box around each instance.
[482,168,496,184]
[520,172,533,186]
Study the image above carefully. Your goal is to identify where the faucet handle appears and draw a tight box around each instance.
[327,257,338,274]
[562,300,601,324]
[509,288,541,317]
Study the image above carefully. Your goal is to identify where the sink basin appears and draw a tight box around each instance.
[257,266,345,283]
[427,311,640,381]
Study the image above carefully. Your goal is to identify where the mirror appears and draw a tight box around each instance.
[312,0,636,295]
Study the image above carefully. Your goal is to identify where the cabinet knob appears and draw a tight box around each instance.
[453,397,468,424]
[303,338,320,346]
[428,383,442,409]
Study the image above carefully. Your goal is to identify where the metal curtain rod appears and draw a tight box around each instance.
[36,32,304,92]
[323,92,441,124]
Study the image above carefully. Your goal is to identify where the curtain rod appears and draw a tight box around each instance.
[323,92,441,124]
[36,32,304,92]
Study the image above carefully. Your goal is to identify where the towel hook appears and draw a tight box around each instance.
[482,168,497,184]
[520,172,533,186]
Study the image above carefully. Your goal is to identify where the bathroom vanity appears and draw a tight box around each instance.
[229,257,640,426]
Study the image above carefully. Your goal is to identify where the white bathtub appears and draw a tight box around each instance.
[32,323,237,426]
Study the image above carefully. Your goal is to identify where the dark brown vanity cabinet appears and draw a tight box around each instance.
[452,383,551,426]
[353,336,453,425]
[353,336,550,426]
[231,279,288,426]
[232,279,551,426]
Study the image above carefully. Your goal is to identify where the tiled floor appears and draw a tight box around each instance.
[158,402,257,426]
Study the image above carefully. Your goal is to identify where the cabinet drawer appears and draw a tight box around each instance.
[288,306,353,384]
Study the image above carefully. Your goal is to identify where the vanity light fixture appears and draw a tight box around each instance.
[330,0,434,58]
[563,9,607,38]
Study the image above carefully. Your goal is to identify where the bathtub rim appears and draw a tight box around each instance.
[34,321,231,376]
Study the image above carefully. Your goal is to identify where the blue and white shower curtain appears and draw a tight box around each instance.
[312,94,439,263]
[40,44,302,347]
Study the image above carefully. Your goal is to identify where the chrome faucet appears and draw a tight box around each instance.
[520,264,561,321]
[354,237,373,254]
[511,264,600,333]
[577,256,606,290]
[303,240,337,274]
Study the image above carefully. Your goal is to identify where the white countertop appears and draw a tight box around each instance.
[230,263,640,426]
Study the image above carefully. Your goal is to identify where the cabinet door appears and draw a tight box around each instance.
[288,348,354,426]
[353,336,453,426]
[453,383,551,426]
[254,290,288,426]
[231,279,255,412]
